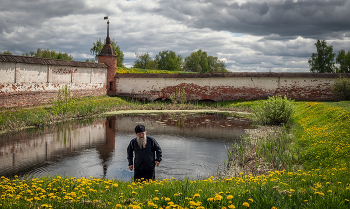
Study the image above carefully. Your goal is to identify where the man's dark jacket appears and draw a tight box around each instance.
[127,136,162,172]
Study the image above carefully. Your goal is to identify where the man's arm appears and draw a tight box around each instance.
[153,139,162,163]
[127,140,134,170]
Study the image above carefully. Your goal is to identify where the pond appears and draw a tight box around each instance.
[0,113,251,181]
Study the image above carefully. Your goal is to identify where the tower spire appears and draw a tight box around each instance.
[99,16,116,56]
[106,20,110,45]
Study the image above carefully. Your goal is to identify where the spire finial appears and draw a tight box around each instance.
[104,16,110,44]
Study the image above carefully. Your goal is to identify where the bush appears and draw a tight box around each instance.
[331,75,350,100]
[253,95,295,125]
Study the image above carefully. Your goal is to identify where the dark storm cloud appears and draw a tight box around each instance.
[151,0,350,39]
[0,0,110,34]
[0,0,115,56]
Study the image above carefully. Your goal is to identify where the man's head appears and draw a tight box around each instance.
[135,124,147,148]
[135,124,145,135]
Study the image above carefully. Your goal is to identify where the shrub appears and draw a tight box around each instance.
[253,95,295,125]
[331,75,350,100]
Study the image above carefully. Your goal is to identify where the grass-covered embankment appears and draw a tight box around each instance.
[0,100,349,208]
[0,96,243,133]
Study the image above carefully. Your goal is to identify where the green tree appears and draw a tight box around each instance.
[145,60,159,70]
[308,40,335,73]
[155,50,183,71]
[133,52,157,69]
[23,48,73,61]
[184,49,228,73]
[207,55,228,73]
[90,38,124,67]
[85,59,96,63]
[0,50,12,55]
[335,50,350,73]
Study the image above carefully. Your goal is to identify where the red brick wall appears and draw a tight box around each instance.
[98,55,117,96]
[114,73,350,101]
[0,87,107,108]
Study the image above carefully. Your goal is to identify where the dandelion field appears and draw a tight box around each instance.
[1,100,350,208]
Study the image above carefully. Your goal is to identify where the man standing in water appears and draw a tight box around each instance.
[127,124,162,181]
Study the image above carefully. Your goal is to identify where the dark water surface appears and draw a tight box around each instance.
[0,113,251,181]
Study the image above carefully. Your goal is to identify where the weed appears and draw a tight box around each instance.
[170,87,187,104]
[252,95,295,125]
[331,75,350,100]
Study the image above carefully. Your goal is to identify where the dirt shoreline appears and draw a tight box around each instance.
[103,109,250,115]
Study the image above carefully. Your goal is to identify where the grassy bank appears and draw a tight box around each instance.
[0,96,248,133]
[0,99,350,208]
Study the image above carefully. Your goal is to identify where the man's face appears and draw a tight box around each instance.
[137,132,145,139]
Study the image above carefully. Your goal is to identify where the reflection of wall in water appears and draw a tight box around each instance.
[0,119,109,175]
[115,114,250,140]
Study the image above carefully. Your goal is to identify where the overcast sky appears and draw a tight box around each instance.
[1,0,350,72]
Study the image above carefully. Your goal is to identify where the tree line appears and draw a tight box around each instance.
[134,49,228,73]
[5,38,349,73]
[309,40,350,73]
[0,49,73,61]
[1,38,228,73]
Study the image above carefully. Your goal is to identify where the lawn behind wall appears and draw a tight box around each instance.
[0,100,350,208]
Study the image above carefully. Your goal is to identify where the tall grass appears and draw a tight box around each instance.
[227,126,300,176]
[0,96,128,132]
[252,96,295,125]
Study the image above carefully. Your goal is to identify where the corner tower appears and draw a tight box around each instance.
[98,18,117,96]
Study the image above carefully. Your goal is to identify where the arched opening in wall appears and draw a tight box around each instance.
[199,99,216,104]
[154,98,171,102]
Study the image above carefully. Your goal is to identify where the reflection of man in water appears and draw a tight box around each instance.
[127,124,162,181]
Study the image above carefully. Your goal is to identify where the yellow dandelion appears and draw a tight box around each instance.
[248,198,254,202]
[243,202,249,207]
[189,201,196,206]
[227,195,233,200]
[228,205,236,209]
[215,194,223,201]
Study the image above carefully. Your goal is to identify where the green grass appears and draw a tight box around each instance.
[1,99,350,208]
[0,96,251,133]
[321,101,350,112]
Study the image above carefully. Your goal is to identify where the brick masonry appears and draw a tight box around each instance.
[2,52,350,108]
[0,55,108,108]
[98,55,117,96]
[114,73,350,101]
